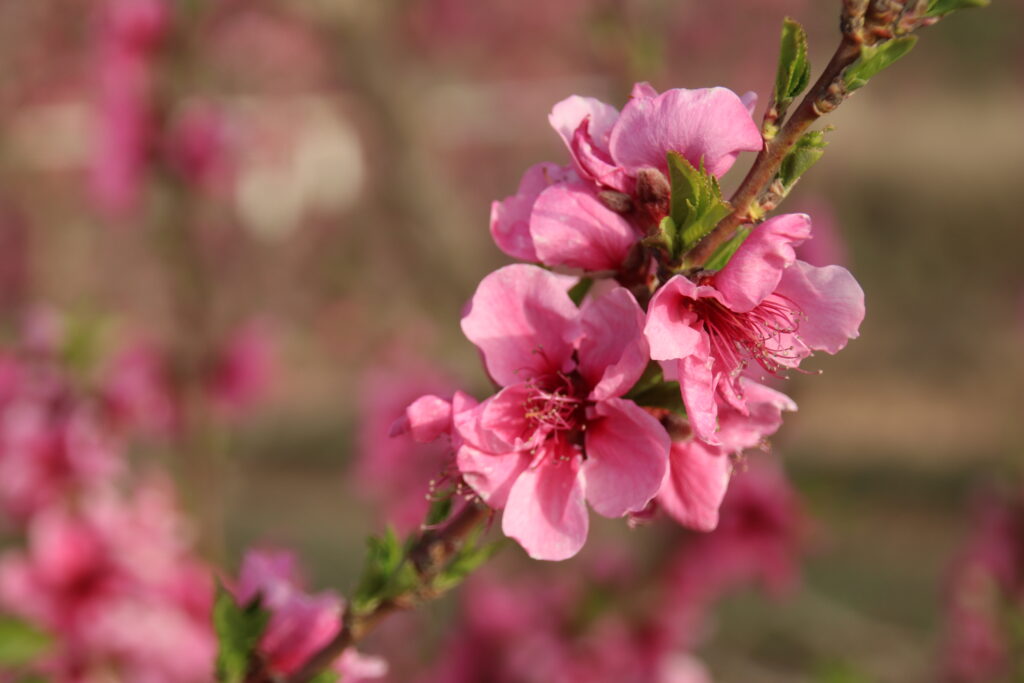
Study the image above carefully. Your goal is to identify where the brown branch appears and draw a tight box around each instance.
[276,503,492,683]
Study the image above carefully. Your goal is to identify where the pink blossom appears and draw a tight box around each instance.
[490,83,761,269]
[644,213,864,444]
[235,549,385,679]
[658,379,795,531]
[101,340,176,436]
[207,321,276,418]
[164,102,234,192]
[455,264,669,560]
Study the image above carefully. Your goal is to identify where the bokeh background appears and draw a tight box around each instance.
[0,0,1022,681]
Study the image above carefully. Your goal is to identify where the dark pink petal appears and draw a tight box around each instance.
[578,287,649,401]
[502,444,588,561]
[714,213,812,313]
[569,120,631,192]
[490,162,574,262]
[549,95,618,154]
[678,338,721,446]
[717,380,796,453]
[777,261,865,353]
[644,275,703,362]
[461,265,580,387]
[530,183,637,271]
[582,398,669,518]
[457,445,532,509]
[389,394,452,442]
[658,439,732,531]
[608,87,762,179]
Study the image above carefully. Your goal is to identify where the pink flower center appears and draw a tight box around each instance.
[522,372,585,436]
[690,294,803,377]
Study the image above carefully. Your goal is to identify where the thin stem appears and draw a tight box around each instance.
[278,504,492,683]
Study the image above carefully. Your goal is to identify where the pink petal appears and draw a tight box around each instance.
[461,265,580,387]
[608,87,762,179]
[502,444,588,561]
[453,386,529,453]
[714,213,812,313]
[583,398,670,518]
[630,81,659,100]
[549,95,618,154]
[457,445,532,509]
[740,90,758,116]
[643,275,704,362]
[776,261,865,354]
[569,119,631,192]
[717,380,796,453]
[389,394,452,442]
[658,439,732,532]
[490,162,574,262]
[579,287,649,401]
[530,182,637,271]
[678,338,721,446]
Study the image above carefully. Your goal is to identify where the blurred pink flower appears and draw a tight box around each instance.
[208,321,276,418]
[102,340,177,436]
[235,549,386,679]
[165,102,235,192]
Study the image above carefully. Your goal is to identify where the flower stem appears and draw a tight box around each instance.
[277,503,493,683]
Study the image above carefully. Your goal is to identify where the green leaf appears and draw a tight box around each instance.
[628,380,686,415]
[351,528,418,614]
[309,672,341,683]
[433,532,503,593]
[778,129,828,189]
[568,277,594,306]
[624,362,665,400]
[0,617,51,667]
[774,18,811,107]
[666,152,731,258]
[925,0,989,17]
[213,585,270,683]
[701,226,753,272]
[424,494,454,527]
[844,37,918,91]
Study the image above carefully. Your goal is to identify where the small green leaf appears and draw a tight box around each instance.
[0,617,51,667]
[844,36,918,91]
[925,0,989,17]
[309,672,341,683]
[701,226,753,272]
[653,216,678,256]
[213,585,270,683]
[628,380,686,415]
[568,277,594,306]
[778,129,828,190]
[434,533,503,593]
[424,494,454,527]
[352,528,418,614]
[774,18,811,107]
[666,152,731,258]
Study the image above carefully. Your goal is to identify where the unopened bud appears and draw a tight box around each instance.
[598,190,633,214]
[634,167,671,206]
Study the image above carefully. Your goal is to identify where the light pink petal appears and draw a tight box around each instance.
[502,443,588,561]
[530,182,637,271]
[658,439,732,532]
[461,265,580,387]
[389,394,452,442]
[453,386,529,453]
[630,81,659,100]
[714,213,812,313]
[740,90,758,116]
[549,95,619,153]
[334,649,388,681]
[579,287,649,401]
[490,162,574,262]
[457,444,532,509]
[717,380,796,453]
[678,338,721,446]
[583,398,670,518]
[608,87,762,179]
[777,261,865,353]
[569,120,631,192]
[644,275,703,362]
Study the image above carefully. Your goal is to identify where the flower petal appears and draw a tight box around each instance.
[530,183,637,271]
[643,275,703,362]
[658,439,732,532]
[461,265,580,387]
[549,95,618,154]
[583,398,669,518]
[717,379,796,453]
[678,339,721,446]
[776,261,865,354]
[457,444,532,509]
[490,162,574,262]
[579,287,649,401]
[608,87,762,179]
[502,443,588,561]
[714,213,811,313]
[389,394,451,443]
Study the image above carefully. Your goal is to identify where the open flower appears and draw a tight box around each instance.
[490,83,761,271]
[454,265,669,560]
[644,213,864,444]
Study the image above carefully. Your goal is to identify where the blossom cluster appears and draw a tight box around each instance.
[397,83,864,560]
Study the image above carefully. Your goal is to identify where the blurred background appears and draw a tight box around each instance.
[0,0,1022,681]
